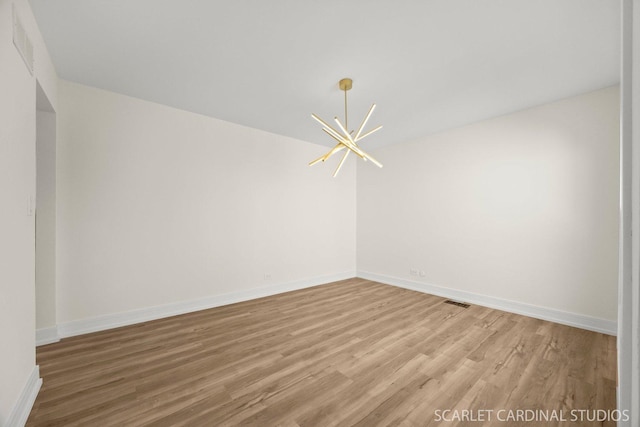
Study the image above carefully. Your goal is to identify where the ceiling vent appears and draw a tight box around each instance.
[12,4,34,75]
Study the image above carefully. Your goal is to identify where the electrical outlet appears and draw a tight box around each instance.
[264,273,272,280]
[409,268,418,276]
[419,270,426,277]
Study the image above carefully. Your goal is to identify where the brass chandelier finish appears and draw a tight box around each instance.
[309,78,383,177]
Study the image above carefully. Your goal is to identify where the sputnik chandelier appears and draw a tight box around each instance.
[309,78,383,177]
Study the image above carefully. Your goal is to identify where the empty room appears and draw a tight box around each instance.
[1,0,639,426]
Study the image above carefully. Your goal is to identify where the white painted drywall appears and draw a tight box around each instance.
[36,109,56,330]
[56,80,356,324]
[0,0,57,424]
[357,86,620,323]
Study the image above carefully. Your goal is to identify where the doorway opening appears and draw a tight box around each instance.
[35,80,57,345]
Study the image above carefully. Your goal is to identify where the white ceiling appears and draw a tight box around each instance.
[29,0,620,149]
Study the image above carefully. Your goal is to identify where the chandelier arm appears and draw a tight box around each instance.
[322,126,352,147]
[347,143,382,167]
[354,104,376,141]
[311,114,345,141]
[321,128,366,160]
[333,149,350,177]
[309,154,327,166]
[355,125,383,142]
[310,143,346,166]
[322,143,346,162]
[361,151,383,168]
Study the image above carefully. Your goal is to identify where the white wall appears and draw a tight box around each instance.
[0,0,57,424]
[36,108,56,330]
[357,86,619,326]
[56,80,356,326]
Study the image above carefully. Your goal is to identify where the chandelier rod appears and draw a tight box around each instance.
[339,78,353,132]
[344,85,348,131]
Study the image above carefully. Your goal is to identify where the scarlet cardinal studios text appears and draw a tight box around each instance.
[433,409,630,423]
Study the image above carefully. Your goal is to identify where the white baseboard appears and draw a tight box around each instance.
[357,271,617,335]
[36,326,60,346]
[57,271,355,338]
[5,365,42,427]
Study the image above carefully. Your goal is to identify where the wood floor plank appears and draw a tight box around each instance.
[26,278,616,426]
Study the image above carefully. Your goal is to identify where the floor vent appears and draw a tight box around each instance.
[444,300,470,308]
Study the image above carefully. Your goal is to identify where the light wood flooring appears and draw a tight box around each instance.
[27,278,616,426]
